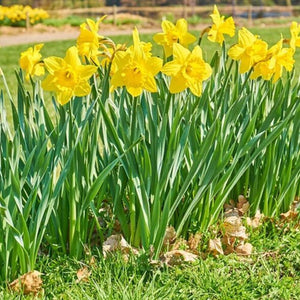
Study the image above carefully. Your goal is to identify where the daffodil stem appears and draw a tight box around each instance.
[240,67,254,92]
[129,179,136,245]
[198,36,202,47]
[68,101,76,256]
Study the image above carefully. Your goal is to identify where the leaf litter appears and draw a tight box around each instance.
[9,270,43,296]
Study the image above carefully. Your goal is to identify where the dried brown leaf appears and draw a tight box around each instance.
[280,210,298,221]
[9,270,43,296]
[221,234,236,247]
[224,200,239,218]
[223,216,248,239]
[161,250,198,266]
[188,233,202,253]
[237,195,250,215]
[103,234,138,257]
[76,267,91,283]
[208,238,224,256]
[236,243,253,256]
[246,210,264,229]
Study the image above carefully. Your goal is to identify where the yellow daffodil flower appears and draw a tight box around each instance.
[251,39,295,83]
[110,28,163,97]
[207,5,235,45]
[161,43,212,96]
[153,18,196,58]
[19,43,44,81]
[77,17,106,65]
[228,27,268,73]
[289,21,300,50]
[42,46,97,105]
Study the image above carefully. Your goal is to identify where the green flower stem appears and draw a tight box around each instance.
[68,101,77,256]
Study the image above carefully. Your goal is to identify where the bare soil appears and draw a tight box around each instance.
[0,14,293,47]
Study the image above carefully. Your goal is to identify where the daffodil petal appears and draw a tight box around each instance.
[173,43,190,62]
[169,74,186,94]
[44,57,65,74]
[74,81,91,97]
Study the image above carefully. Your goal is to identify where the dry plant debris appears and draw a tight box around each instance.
[76,266,91,283]
[102,234,138,258]
[9,270,43,296]
[246,210,264,228]
[208,238,224,256]
[209,195,254,257]
[280,198,299,221]
[160,250,198,266]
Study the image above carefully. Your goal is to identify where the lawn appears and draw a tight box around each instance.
[0,218,299,299]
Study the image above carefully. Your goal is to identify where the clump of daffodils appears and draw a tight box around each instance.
[19,6,299,105]
[0,5,48,26]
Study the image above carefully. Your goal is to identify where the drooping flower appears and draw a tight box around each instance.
[251,39,295,83]
[289,21,300,50]
[207,5,235,45]
[110,28,163,97]
[42,46,97,105]
[19,43,44,81]
[228,27,268,73]
[76,17,106,65]
[153,18,196,58]
[161,43,212,96]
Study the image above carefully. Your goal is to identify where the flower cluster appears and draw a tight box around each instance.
[19,6,299,104]
[0,5,49,26]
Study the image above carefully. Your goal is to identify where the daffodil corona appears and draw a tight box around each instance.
[19,44,45,81]
[161,43,212,96]
[110,28,163,97]
[207,5,235,45]
[153,18,196,58]
[42,46,97,105]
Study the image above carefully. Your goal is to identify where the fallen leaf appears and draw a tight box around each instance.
[224,199,239,218]
[236,243,253,256]
[221,235,236,255]
[103,234,138,257]
[246,210,264,228]
[9,270,43,296]
[280,210,298,221]
[161,250,198,266]
[163,226,176,247]
[188,233,202,253]
[237,195,250,215]
[208,238,224,256]
[223,216,248,239]
[76,266,91,283]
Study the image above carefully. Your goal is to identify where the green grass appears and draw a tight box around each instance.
[0,219,299,299]
[42,15,87,27]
